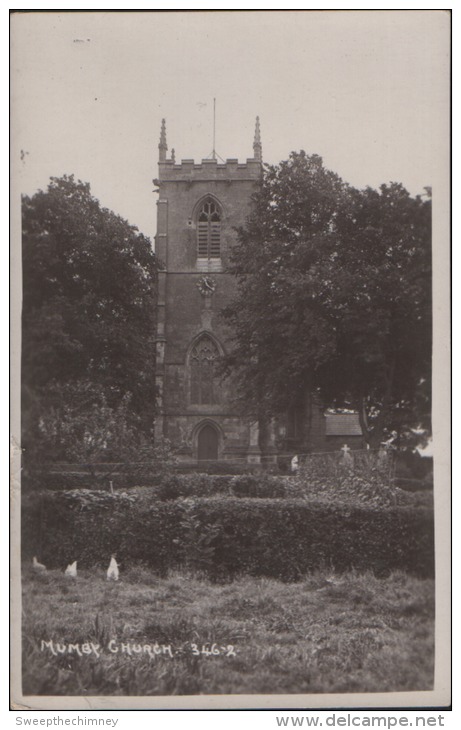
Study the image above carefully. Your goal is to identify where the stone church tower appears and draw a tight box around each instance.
[153,118,364,464]
[153,118,264,464]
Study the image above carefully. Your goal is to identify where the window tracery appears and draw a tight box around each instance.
[190,335,220,404]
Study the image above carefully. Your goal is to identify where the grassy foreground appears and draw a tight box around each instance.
[22,567,434,697]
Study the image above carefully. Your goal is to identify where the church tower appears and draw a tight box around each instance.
[154,118,264,464]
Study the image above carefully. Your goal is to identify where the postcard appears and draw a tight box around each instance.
[10,10,451,712]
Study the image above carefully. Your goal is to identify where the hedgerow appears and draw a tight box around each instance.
[22,491,433,580]
[189,498,433,580]
[31,469,286,496]
[157,474,234,500]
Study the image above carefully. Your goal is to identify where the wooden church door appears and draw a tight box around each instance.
[198,424,218,461]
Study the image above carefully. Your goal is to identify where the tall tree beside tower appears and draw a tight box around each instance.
[223,152,432,448]
[22,175,158,472]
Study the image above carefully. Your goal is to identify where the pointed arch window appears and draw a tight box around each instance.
[197,198,221,260]
[190,335,220,404]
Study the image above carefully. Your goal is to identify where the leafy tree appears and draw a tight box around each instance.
[222,152,431,448]
[29,379,176,485]
[318,182,432,447]
[22,175,159,472]
[222,152,350,417]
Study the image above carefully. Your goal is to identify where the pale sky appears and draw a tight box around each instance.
[11,10,449,242]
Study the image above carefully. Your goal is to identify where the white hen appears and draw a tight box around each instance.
[32,556,46,571]
[65,561,77,578]
[107,556,119,581]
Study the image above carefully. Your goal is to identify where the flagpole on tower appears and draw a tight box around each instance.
[212,97,216,160]
[206,98,224,162]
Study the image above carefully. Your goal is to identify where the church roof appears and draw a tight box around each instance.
[325,413,362,436]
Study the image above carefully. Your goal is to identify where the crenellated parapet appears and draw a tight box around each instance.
[158,156,262,182]
[156,118,262,182]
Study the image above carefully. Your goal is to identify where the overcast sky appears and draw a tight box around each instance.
[12,10,449,241]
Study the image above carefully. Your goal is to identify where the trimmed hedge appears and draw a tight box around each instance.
[175,460,254,475]
[192,498,434,580]
[22,490,434,580]
[157,474,234,500]
[26,470,165,492]
[156,473,286,500]
[29,472,288,497]
[21,489,182,577]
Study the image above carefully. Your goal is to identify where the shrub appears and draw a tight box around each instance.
[21,489,182,575]
[292,450,422,508]
[175,460,254,475]
[22,491,434,581]
[157,474,234,500]
[156,473,287,500]
[24,439,177,492]
[188,498,434,581]
[176,502,221,576]
[394,477,433,493]
[229,474,286,498]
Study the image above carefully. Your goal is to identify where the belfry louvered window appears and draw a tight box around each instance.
[197,198,221,259]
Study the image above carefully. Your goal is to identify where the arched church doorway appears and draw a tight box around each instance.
[197,423,219,461]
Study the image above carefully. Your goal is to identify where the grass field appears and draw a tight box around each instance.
[21,566,434,697]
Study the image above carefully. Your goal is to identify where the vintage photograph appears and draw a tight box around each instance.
[11,10,450,710]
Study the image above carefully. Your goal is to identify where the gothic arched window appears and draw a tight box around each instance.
[197,198,221,260]
[190,335,220,404]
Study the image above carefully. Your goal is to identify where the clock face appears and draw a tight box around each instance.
[197,276,216,296]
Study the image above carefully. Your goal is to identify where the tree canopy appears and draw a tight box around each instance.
[22,175,158,467]
[222,151,432,448]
